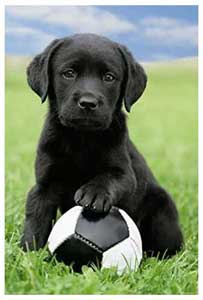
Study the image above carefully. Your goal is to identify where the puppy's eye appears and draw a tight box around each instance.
[103,72,116,82]
[62,69,76,79]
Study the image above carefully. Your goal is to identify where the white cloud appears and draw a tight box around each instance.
[6,22,56,52]
[140,17,198,47]
[7,6,136,35]
[7,26,41,36]
[141,17,181,27]
[7,6,52,19]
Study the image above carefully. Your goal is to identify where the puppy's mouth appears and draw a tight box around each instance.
[59,116,109,131]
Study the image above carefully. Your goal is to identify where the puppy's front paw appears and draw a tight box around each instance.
[74,183,112,213]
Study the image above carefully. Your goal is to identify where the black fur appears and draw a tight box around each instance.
[21,34,183,257]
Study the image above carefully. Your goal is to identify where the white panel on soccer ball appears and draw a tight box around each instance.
[48,206,82,253]
[102,237,142,275]
[119,209,142,256]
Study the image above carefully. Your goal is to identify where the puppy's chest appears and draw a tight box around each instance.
[71,147,102,171]
[55,144,105,182]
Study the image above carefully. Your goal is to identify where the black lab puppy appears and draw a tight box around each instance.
[21,34,183,256]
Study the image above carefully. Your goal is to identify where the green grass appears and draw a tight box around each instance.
[5,56,198,295]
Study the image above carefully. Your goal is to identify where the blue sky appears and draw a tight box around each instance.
[5,5,198,62]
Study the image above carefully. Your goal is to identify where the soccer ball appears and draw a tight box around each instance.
[48,206,142,274]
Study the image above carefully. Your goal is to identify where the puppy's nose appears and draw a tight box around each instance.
[78,96,98,110]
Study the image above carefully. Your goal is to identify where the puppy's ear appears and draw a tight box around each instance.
[118,45,147,112]
[27,39,63,103]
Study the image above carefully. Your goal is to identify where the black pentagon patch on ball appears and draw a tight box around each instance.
[75,206,129,251]
[53,234,102,272]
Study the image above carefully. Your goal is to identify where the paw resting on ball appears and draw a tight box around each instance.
[74,183,112,213]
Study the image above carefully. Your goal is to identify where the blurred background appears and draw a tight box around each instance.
[5,5,198,295]
[6,5,198,61]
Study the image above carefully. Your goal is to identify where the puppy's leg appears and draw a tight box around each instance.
[20,184,57,251]
[138,185,183,257]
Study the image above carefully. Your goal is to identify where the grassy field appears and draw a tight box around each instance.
[5,56,198,295]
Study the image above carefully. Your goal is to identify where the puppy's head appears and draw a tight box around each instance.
[27,34,147,131]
